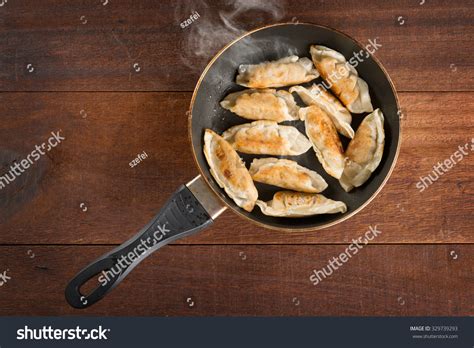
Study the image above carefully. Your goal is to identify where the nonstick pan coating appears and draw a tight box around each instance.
[189,23,400,231]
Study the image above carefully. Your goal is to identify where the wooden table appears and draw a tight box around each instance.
[0,0,472,316]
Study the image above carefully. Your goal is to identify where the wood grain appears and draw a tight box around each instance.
[0,91,472,244]
[0,245,472,316]
[0,0,472,318]
[0,0,472,92]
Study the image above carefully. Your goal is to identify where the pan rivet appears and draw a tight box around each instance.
[239,251,247,260]
[292,297,300,306]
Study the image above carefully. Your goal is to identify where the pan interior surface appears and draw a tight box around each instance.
[190,23,400,231]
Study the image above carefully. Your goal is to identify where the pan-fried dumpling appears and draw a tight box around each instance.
[301,106,345,179]
[222,120,312,156]
[203,129,258,212]
[339,109,385,192]
[249,158,327,193]
[236,56,319,88]
[290,84,354,139]
[220,89,299,122]
[256,191,347,217]
[310,45,373,113]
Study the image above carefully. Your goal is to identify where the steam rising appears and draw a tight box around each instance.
[176,0,286,72]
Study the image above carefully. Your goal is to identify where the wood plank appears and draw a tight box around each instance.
[0,92,472,244]
[0,245,471,316]
[0,0,472,91]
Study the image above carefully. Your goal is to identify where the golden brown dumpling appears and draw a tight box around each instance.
[310,45,373,113]
[256,191,347,217]
[300,106,345,179]
[203,129,258,212]
[222,120,312,156]
[290,84,354,139]
[220,89,299,122]
[339,109,385,192]
[249,158,327,193]
[236,56,319,88]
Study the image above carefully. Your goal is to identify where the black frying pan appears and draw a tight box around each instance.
[65,23,400,308]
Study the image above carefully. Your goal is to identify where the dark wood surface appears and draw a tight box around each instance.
[0,245,472,316]
[1,0,473,91]
[0,0,472,316]
[0,92,472,244]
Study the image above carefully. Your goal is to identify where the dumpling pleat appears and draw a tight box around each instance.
[256,191,347,217]
[339,109,385,192]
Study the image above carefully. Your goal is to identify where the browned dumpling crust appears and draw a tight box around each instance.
[301,105,345,178]
[222,120,312,156]
[256,191,347,217]
[220,89,299,122]
[310,45,373,113]
[290,84,354,139]
[236,56,319,88]
[339,109,385,192]
[316,56,358,106]
[203,129,258,212]
[249,158,327,193]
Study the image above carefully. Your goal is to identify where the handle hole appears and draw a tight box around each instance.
[79,272,107,298]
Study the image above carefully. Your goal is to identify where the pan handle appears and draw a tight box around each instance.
[65,176,226,309]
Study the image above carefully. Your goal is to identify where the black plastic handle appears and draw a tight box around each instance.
[65,185,213,309]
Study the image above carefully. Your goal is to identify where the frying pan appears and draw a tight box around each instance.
[65,23,400,308]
